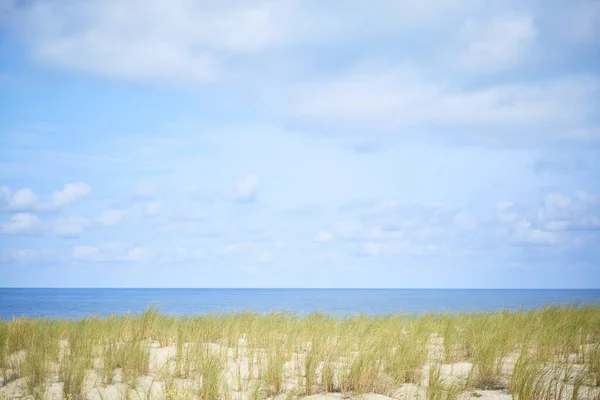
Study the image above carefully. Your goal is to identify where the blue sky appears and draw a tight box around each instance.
[0,0,599,288]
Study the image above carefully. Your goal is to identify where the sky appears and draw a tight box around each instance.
[0,0,599,288]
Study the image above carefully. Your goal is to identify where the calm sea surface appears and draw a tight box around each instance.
[0,289,599,319]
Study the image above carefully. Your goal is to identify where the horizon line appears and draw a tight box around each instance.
[1,287,599,290]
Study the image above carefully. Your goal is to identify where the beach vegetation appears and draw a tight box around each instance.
[0,304,598,399]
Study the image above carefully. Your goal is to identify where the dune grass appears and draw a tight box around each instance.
[0,305,599,399]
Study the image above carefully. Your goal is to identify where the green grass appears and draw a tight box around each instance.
[0,323,9,386]
[304,337,321,394]
[587,341,600,388]
[263,342,285,396]
[427,364,462,400]
[0,304,599,399]
[195,350,223,400]
[385,318,429,385]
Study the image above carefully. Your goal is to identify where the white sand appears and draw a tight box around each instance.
[1,337,599,400]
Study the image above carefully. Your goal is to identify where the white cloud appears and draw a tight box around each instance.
[539,193,572,220]
[362,242,383,257]
[511,219,558,246]
[219,242,257,255]
[159,220,201,234]
[135,181,157,198]
[4,0,598,149]
[172,246,204,262]
[53,217,88,236]
[336,219,362,238]
[355,239,440,257]
[0,186,12,205]
[324,198,588,256]
[1,213,40,233]
[0,248,51,263]
[314,230,333,243]
[157,211,213,235]
[4,0,502,87]
[493,193,600,247]
[144,201,162,216]
[216,241,276,264]
[453,212,478,231]
[495,201,550,245]
[365,227,384,240]
[0,183,91,211]
[317,250,340,262]
[124,246,153,262]
[12,249,39,261]
[285,67,598,139]
[458,13,536,72]
[10,188,37,210]
[495,201,520,224]
[72,242,152,262]
[73,245,104,261]
[50,182,91,208]
[9,0,322,84]
[97,209,127,226]
[233,174,260,202]
[72,242,127,261]
[542,220,570,232]
[538,192,600,231]
[318,203,474,258]
[256,251,274,264]
[40,36,221,84]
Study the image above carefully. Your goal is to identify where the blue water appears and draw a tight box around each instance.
[0,289,599,320]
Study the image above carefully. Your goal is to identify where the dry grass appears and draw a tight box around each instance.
[0,305,598,399]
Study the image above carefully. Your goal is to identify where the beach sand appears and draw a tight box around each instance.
[1,334,598,400]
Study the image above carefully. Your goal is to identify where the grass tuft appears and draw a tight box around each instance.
[0,304,598,399]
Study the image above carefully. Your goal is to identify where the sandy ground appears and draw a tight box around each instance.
[1,336,598,400]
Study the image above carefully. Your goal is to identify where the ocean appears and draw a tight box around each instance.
[1,288,599,319]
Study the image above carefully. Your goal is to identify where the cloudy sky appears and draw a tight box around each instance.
[1,0,599,288]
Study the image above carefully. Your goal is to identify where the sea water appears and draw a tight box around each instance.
[1,288,599,319]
